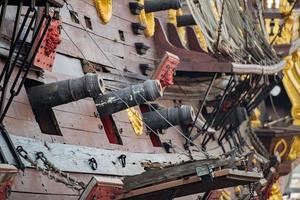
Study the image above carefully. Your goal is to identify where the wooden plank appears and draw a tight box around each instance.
[60,127,109,148]
[121,137,165,153]
[54,110,102,134]
[123,158,229,191]
[120,176,201,200]
[119,169,262,200]
[4,116,42,137]
[6,101,35,122]
[12,168,92,196]
[60,3,155,47]
[58,1,158,77]
[3,116,66,144]
[8,135,193,175]
[59,24,125,65]
[54,99,98,118]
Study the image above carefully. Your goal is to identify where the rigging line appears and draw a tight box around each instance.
[62,1,214,158]
[215,0,226,50]
[269,93,281,120]
[242,0,248,48]
[189,73,217,141]
[215,74,264,129]
[270,0,298,45]
[201,82,225,91]
[203,75,235,130]
[110,91,195,158]
[61,26,88,60]
[142,100,213,158]
[265,70,281,121]
[173,80,188,97]
[256,0,267,37]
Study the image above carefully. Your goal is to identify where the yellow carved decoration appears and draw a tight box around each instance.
[168,9,186,45]
[127,108,143,136]
[137,0,155,37]
[234,186,241,197]
[194,26,208,52]
[288,136,300,160]
[273,139,288,158]
[282,51,300,161]
[219,189,231,200]
[250,108,261,128]
[265,0,296,45]
[94,0,112,24]
[282,52,300,125]
[279,0,292,14]
[268,181,283,200]
[276,16,293,45]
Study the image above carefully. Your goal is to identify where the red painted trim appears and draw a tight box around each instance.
[101,115,122,145]
[139,105,162,147]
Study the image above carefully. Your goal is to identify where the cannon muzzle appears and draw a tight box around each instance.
[142,105,195,130]
[94,80,163,117]
[144,0,181,13]
[176,15,196,27]
[27,73,105,110]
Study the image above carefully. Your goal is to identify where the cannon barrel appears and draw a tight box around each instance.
[27,73,105,110]
[94,80,163,117]
[176,15,196,27]
[144,0,181,13]
[142,105,195,130]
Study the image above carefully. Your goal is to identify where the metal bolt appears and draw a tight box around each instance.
[94,112,100,118]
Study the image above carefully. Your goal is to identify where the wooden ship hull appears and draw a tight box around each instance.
[0,0,300,199]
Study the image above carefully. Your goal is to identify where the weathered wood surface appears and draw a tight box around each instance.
[120,169,263,200]
[0,1,238,199]
[58,0,158,75]
[123,158,230,191]
[4,135,197,175]
[12,168,92,196]
[0,59,190,154]
[0,63,225,157]
[154,19,232,73]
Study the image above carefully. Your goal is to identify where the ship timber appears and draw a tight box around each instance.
[0,0,300,199]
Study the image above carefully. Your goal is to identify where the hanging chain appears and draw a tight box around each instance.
[16,146,86,192]
[246,124,270,159]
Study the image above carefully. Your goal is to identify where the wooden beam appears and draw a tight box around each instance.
[123,158,229,192]
[118,169,263,200]
[153,18,232,73]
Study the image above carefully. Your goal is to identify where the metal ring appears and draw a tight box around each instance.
[88,158,98,170]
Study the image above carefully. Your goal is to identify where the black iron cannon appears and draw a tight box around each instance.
[142,105,195,131]
[144,0,181,13]
[94,80,163,117]
[27,73,105,110]
[176,15,196,27]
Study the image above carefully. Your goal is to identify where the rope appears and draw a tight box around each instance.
[186,0,279,65]
[215,0,225,50]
